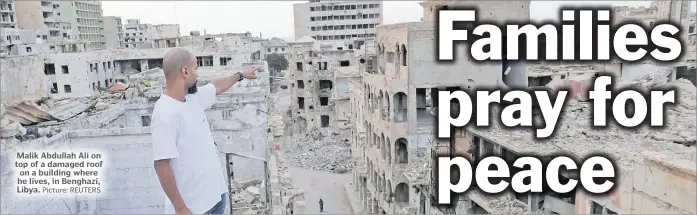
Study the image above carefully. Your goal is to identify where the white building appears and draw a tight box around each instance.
[0,28,49,56]
[123,19,180,49]
[263,37,289,59]
[52,0,105,50]
[0,0,16,28]
[294,0,383,43]
[150,24,180,48]
[104,16,123,49]
[123,19,150,49]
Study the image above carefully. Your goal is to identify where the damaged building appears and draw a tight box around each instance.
[0,30,297,214]
[348,0,530,213]
[288,36,360,133]
[346,0,697,214]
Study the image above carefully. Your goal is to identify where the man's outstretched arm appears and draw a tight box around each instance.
[211,66,263,95]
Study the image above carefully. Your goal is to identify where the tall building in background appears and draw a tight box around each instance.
[293,0,383,43]
[53,1,105,50]
[122,19,180,49]
[103,16,122,49]
[0,0,17,28]
[14,0,73,40]
[123,19,151,49]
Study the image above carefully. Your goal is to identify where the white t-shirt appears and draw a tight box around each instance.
[151,83,227,214]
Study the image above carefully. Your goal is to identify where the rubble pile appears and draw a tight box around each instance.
[273,146,298,195]
[552,74,697,174]
[230,179,266,214]
[479,71,697,177]
[403,149,430,184]
[284,128,354,173]
[470,190,527,214]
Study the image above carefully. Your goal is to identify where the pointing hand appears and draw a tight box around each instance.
[241,66,263,80]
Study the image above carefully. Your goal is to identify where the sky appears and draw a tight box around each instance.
[102,1,695,41]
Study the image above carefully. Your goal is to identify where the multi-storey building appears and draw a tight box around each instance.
[264,37,289,59]
[150,23,180,48]
[349,0,531,214]
[614,1,695,47]
[293,0,383,43]
[123,19,150,48]
[52,0,105,50]
[0,0,16,28]
[103,16,123,49]
[14,0,73,41]
[122,19,180,49]
[287,36,363,134]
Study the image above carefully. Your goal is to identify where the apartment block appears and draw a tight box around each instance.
[614,1,696,46]
[13,0,73,41]
[103,16,123,49]
[348,0,532,214]
[0,0,16,28]
[123,19,180,49]
[123,19,150,48]
[52,1,105,50]
[150,24,180,48]
[264,37,289,59]
[294,0,383,42]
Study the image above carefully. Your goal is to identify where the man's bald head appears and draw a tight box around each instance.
[163,48,195,78]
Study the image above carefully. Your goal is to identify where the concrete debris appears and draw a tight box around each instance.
[402,149,430,184]
[284,128,354,173]
[469,190,527,214]
[276,154,296,193]
[0,120,24,138]
[15,126,61,141]
[230,179,264,213]
[0,103,25,138]
[480,71,697,177]
[269,114,285,137]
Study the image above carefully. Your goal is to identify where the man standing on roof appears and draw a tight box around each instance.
[152,48,263,214]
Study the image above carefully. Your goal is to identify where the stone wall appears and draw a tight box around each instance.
[0,128,156,214]
[209,97,269,181]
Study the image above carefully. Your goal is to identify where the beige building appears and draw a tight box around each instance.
[294,0,383,43]
[13,0,73,41]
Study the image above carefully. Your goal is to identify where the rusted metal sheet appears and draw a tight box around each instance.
[5,99,97,125]
[5,102,56,125]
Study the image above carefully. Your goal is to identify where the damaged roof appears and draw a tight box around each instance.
[6,98,98,125]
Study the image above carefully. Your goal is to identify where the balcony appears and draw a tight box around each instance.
[43,16,55,23]
[42,6,53,12]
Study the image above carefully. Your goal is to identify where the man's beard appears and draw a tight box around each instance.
[187,80,198,94]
